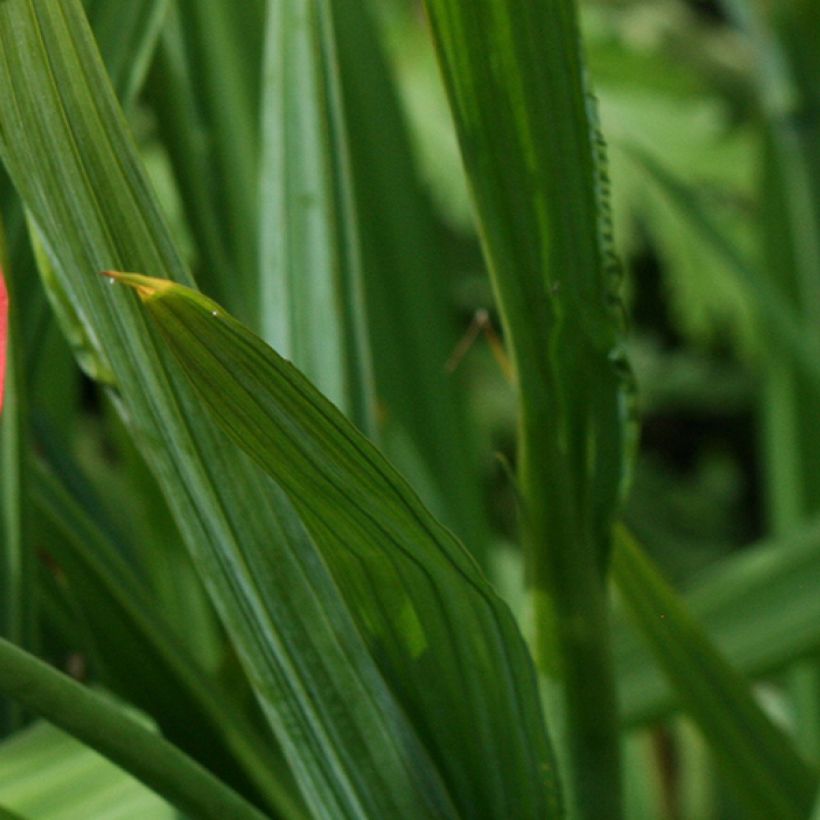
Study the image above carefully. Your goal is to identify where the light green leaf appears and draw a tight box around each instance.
[258,0,375,434]
[613,526,817,819]
[108,270,562,819]
[0,722,173,820]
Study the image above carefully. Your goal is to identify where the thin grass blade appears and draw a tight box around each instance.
[258,0,376,433]
[613,526,817,818]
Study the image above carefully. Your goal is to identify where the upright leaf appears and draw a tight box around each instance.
[84,0,169,107]
[107,270,563,819]
[148,0,264,323]
[331,0,490,559]
[258,0,376,433]
[421,0,634,814]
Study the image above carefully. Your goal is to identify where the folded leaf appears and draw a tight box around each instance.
[106,270,562,819]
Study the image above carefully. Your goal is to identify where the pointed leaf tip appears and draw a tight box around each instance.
[101,270,172,301]
[0,266,7,417]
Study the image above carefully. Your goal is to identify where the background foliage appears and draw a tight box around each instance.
[1,0,820,818]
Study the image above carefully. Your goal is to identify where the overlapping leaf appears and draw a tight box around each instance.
[0,638,266,820]
[107,270,562,819]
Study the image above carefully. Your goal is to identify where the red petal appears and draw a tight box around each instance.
[0,267,7,416]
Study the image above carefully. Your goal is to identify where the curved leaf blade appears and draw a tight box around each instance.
[107,271,562,819]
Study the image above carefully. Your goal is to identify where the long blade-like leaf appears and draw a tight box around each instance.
[258,0,376,433]
[420,0,634,814]
[84,0,168,107]
[616,518,820,725]
[0,3,453,815]
[613,526,817,818]
[0,638,266,820]
[107,270,562,819]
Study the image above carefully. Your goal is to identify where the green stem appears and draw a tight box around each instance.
[521,407,622,819]
[0,638,268,820]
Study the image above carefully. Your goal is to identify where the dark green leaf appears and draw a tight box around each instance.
[109,270,562,819]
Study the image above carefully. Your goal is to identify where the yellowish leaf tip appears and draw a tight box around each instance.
[100,270,173,301]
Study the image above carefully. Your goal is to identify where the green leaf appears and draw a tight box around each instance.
[616,518,820,725]
[149,0,264,323]
[331,0,490,560]
[107,270,562,819]
[0,3,454,815]
[257,0,376,434]
[0,721,174,820]
[0,639,266,820]
[612,526,817,819]
[84,0,168,107]
[420,0,634,814]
